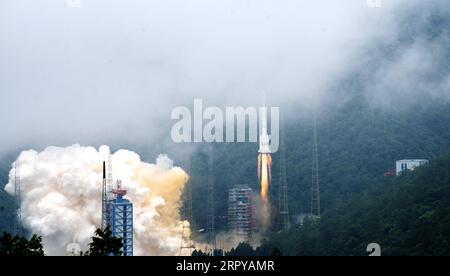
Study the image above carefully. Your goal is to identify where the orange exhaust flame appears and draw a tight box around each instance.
[258,153,272,206]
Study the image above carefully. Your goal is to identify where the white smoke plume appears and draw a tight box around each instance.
[4,144,191,256]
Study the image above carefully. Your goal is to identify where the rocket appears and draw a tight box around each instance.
[258,97,271,154]
[258,93,270,154]
[258,93,273,208]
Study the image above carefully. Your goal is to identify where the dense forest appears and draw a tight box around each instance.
[264,153,450,256]
[192,153,450,256]
[182,96,450,235]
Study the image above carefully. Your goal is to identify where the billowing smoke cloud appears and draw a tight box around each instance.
[4,144,191,256]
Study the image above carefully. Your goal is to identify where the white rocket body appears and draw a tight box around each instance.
[259,104,271,154]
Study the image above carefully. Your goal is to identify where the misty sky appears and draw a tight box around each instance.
[0,0,449,155]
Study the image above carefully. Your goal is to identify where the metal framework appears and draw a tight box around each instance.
[108,181,133,256]
[228,185,254,243]
[278,125,290,231]
[311,114,321,218]
[180,157,195,256]
[107,154,114,200]
[101,161,108,230]
[101,153,114,231]
[13,160,24,236]
[206,147,216,256]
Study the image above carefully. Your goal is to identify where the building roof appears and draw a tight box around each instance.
[396,159,429,162]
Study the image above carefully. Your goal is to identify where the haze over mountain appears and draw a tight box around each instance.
[1,0,450,255]
[0,0,448,157]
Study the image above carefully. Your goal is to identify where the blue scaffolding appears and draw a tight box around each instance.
[107,181,133,256]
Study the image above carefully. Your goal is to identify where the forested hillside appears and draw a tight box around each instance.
[265,153,450,256]
[184,97,450,232]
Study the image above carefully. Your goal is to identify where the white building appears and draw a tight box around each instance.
[396,159,429,176]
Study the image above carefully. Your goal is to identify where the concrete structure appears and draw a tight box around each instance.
[107,180,133,256]
[396,159,429,176]
[228,185,254,243]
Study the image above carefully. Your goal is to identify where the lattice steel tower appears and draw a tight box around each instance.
[311,114,321,218]
[101,161,108,230]
[180,157,196,256]
[107,154,114,201]
[278,125,290,231]
[108,180,133,256]
[206,147,216,255]
[13,160,24,236]
[101,150,114,230]
[228,185,254,242]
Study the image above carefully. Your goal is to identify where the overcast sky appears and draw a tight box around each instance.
[0,0,448,155]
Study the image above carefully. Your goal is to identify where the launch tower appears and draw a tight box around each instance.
[107,180,133,256]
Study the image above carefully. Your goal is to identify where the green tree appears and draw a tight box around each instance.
[191,249,208,256]
[84,227,123,256]
[0,232,44,256]
[271,247,283,256]
[226,242,256,256]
